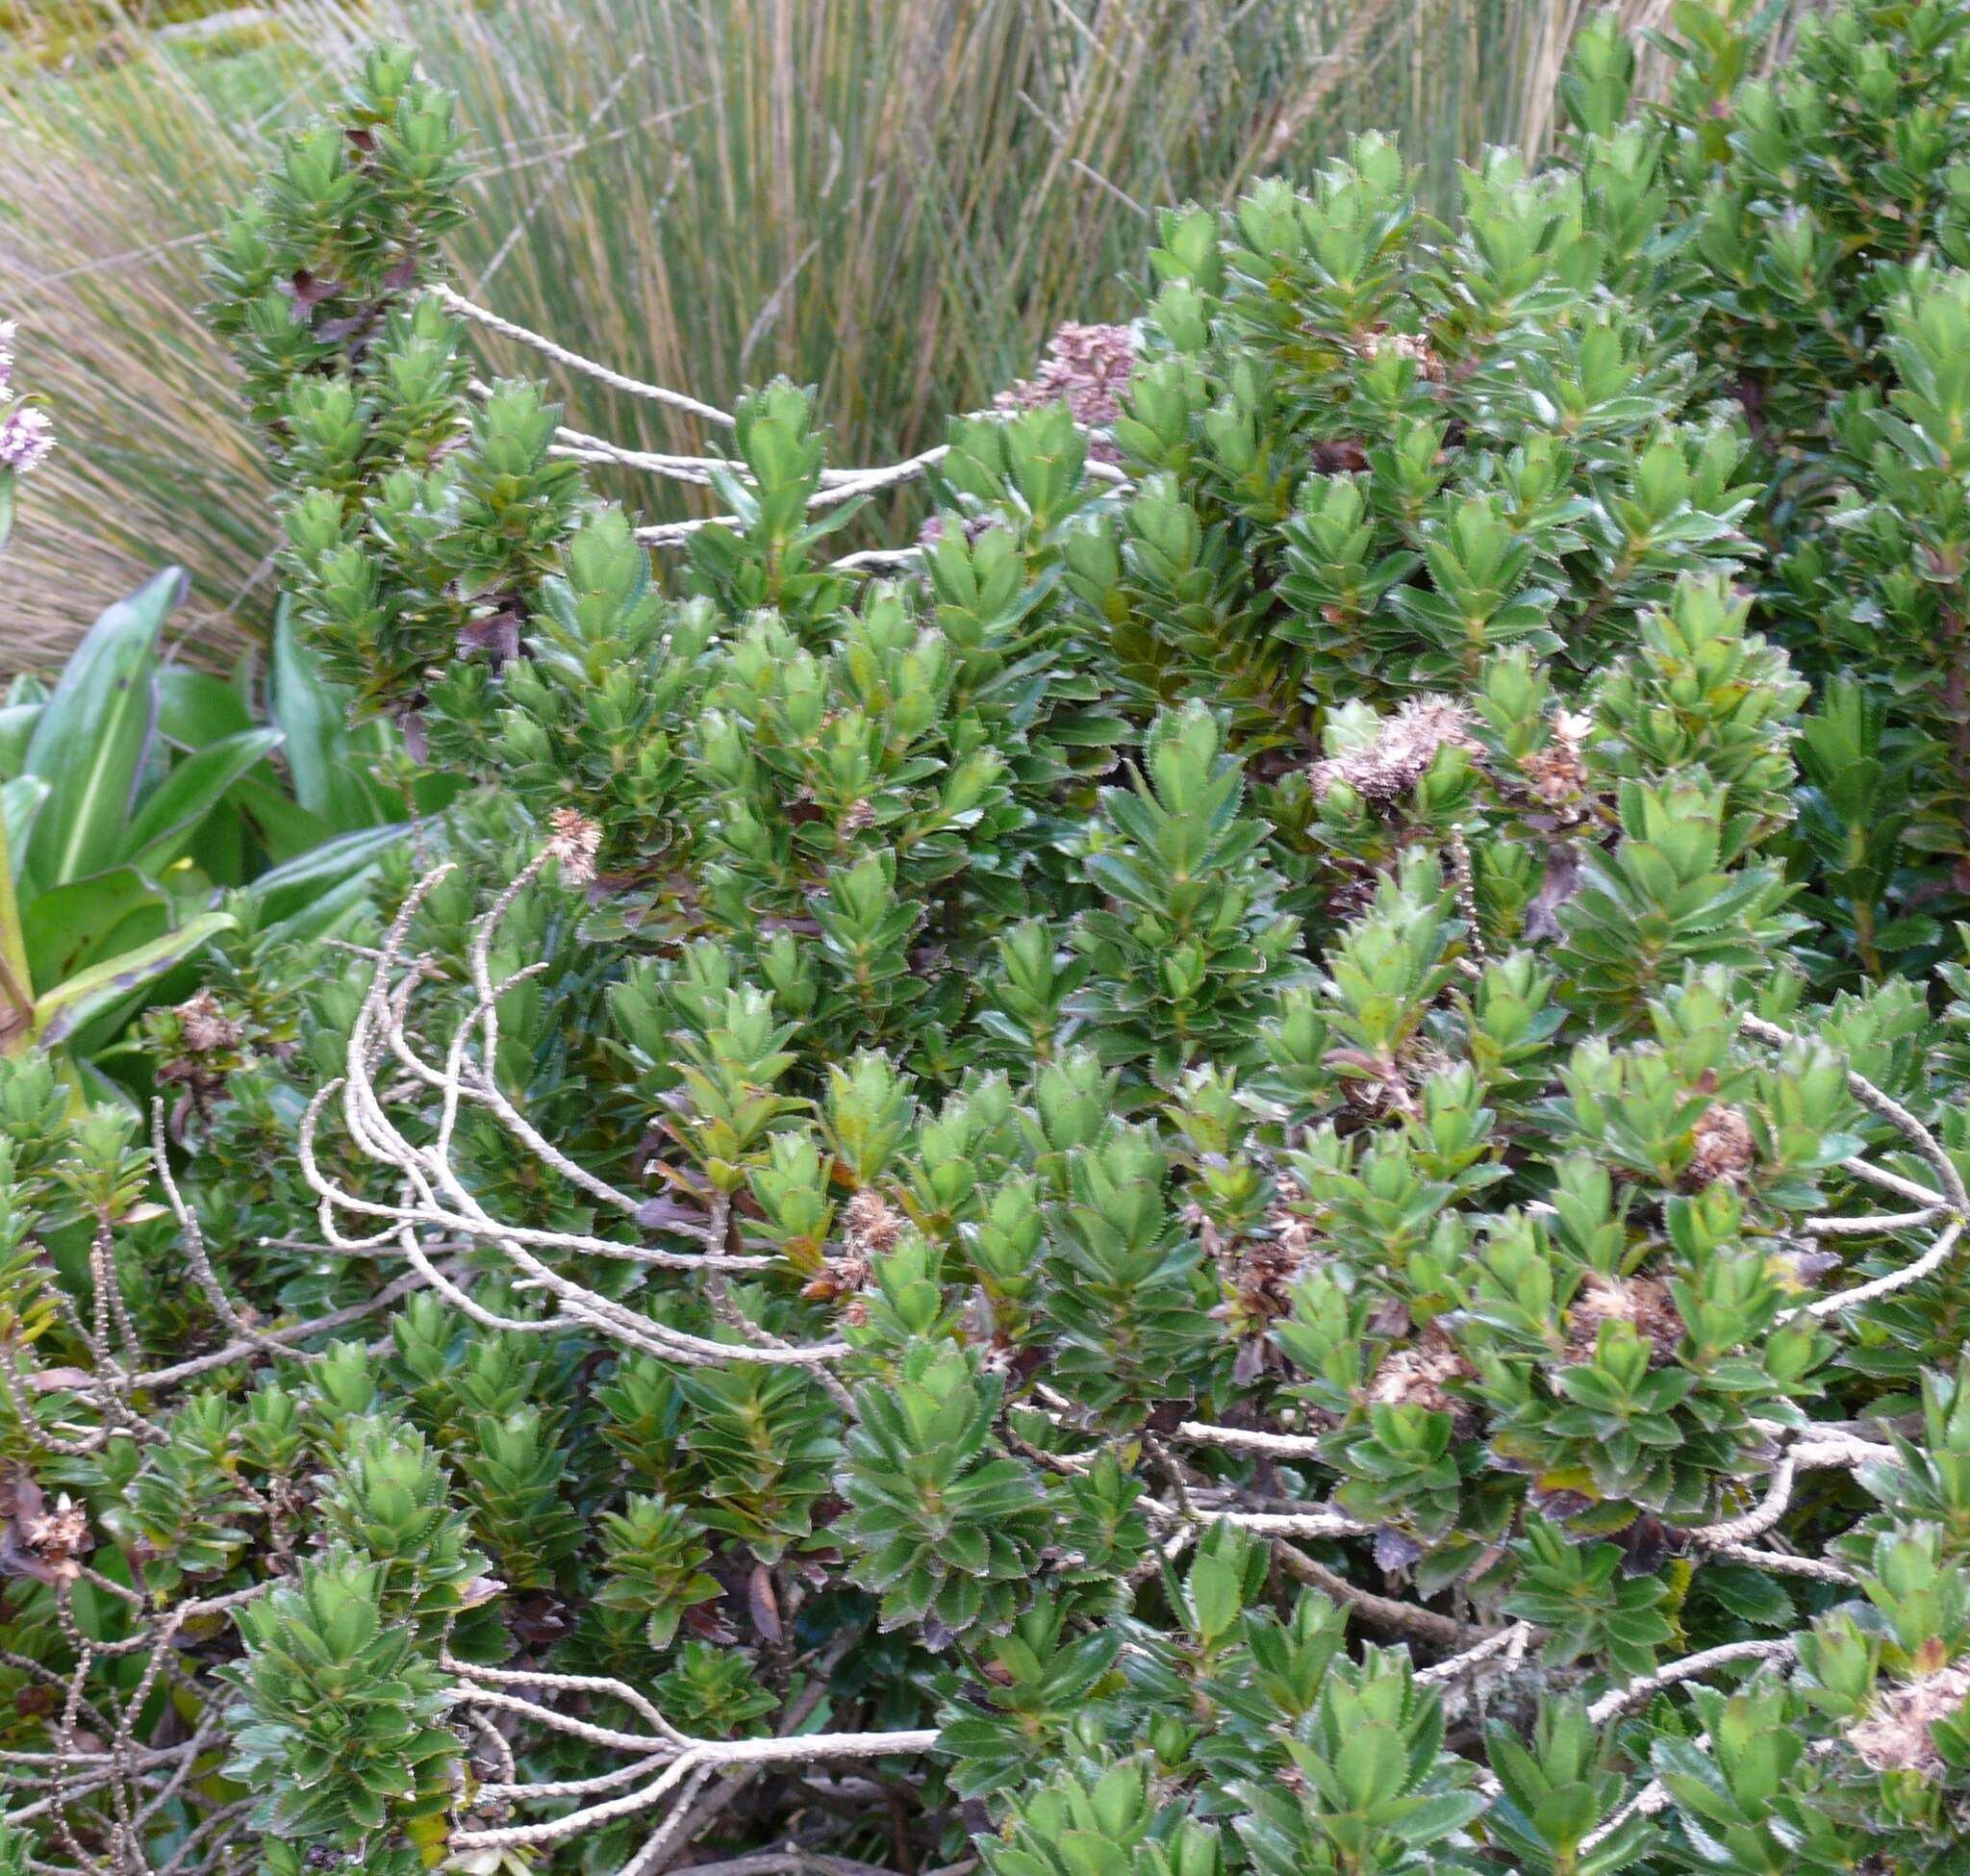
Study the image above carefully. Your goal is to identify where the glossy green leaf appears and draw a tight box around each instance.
[23,568,181,889]
[261,864,384,950]
[0,776,49,878]
[20,866,166,996]
[271,603,394,829]
[120,727,283,875]
[157,668,254,750]
[249,821,416,925]
[227,772,337,865]
[33,910,234,1047]
[0,704,40,780]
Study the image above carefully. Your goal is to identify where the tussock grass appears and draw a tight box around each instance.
[0,0,1814,665]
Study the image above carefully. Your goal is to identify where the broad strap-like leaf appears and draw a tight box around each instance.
[260,866,383,951]
[23,568,183,889]
[20,866,166,998]
[271,601,396,828]
[0,703,39,780]
[248,821,417,925]
[226,771,337,865]
[120,727,284,875]
[0,779,38,1056]
[0,776,49,878]
[157,667,253,749]
[33,909,235,1047]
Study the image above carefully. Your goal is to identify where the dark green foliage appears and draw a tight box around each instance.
[13,4,1970,1872]
[223,1547,459,1855]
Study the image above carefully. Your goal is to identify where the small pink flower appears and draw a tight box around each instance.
[0,321,14,393]
[0,405,55,474]
[996,320,1137,464]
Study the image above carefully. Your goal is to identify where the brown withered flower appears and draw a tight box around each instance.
[0,1475,91,1587]
[800,1189,904,1320]
[917,512,1001,550]
[842,1190,903,1256]
[157,989,249,1137]
[1309,697,1481,805]
[1328,1035,1454,1121]
[1359,324,1447,384]
[175,989,242,1055]
[995,320,1136,464]
[1846,1661,1970,1776]
[1365,1326,1477,1435]
[1519,707,1596,813]
[1204,1204,1322,1383]
[1564,1272,1684,1367]
[546,808,602,887]
[799,1254,872,1308]
[1687,1103,1756,1189]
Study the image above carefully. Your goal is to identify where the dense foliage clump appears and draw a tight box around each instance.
[6,1,1970,1870]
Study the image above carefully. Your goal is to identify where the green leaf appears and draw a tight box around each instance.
[0,781,36,1051]
[271,602,394,828]
[261,864,384,951]
[20,867,166,995]
[249,821,417,925]
[1189,1553,1244,1644]
[23,569,182,889]
[1335,1724,1409,1809]
[157,669,253,749]
[120,728,284,875]
[0,704,40,780]
[226,772,337,865]
[1384,1788,1487,1844]
[33,910,234,1047]
[0,777,49,878]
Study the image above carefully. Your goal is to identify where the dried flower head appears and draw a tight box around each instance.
[1366,1328,1475,1432]
[1210,1216,1316,1323]
[0,1477,91,1587]
[917,512,1001,550]
[545,808,602,886]
[1565,1273,1684,1367]
[1552,708,1594,745]
[1847,1661,1970,1776]
[1310,697,1479,804]
[996,320,1136,464]
[1687,1103,1756,1188]
[842,1189,903,1257]
[800,1254,871,1308]
[1359,324,1446,383]
[24,1496,89,1579]
[1205,1204,1324,1382]
[175,989,244,1055]
[0,404,55,475]
[1521,707,1595,809]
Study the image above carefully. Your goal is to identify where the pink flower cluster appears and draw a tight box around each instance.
[0,320,56,475]
[995,320,1136,465]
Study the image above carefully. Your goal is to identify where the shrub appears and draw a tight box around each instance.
[9,4,1970,1873]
